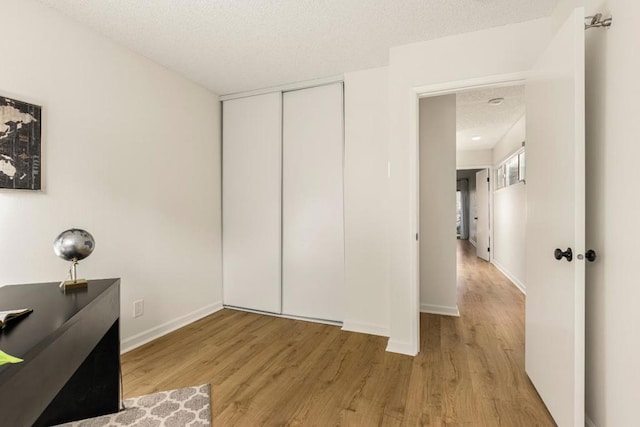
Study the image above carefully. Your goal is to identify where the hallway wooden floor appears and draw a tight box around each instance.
[122,240,555,426]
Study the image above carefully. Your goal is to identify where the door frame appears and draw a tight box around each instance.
[456,166,493,262]
[410,72,528,352]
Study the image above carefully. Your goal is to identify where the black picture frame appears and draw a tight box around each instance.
[0,95,42,190]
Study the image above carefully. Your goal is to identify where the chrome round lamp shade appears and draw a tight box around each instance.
[53,228,95,289]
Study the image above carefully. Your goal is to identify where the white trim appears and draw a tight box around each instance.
[489,166,494,264]
[420,303,460,317]
[278,313,342,326]
[224,305,342,327]
[386,339,419,356]
[456,164,493,171]
[585,415,597,427]
[220,75,344,101]
[121,302,223,354]
[414,73,529,99]
[492,259,526,294]
[410,72,528,355]
[342,320,390,337]
[469,239,477,247]
[493,177,526,193]
[408,90,421,356]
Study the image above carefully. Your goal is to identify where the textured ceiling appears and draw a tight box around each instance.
[36,0,557,95]
[456,85,525,151]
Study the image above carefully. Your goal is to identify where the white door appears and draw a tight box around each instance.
[525,7,585,427]
[222,92,282,314]
[475,169,490,261]
[282,83,344,322]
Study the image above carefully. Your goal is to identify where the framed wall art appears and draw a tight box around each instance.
[0,95,41,190]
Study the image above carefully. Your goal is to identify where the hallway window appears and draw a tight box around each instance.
[496,148,525,190]
[496,166,506,190]
[518,151,526,182]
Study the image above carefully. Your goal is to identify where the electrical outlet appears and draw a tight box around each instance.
[133,299,144,318]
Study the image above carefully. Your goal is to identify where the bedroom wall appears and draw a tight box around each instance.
[0,0,222,351]
[386,17,551,354]
[584,0,640,425]
[343,66,391,336]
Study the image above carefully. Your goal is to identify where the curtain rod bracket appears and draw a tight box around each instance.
[585,13,613,30]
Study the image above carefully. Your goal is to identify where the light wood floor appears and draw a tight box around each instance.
[122,240,555,426]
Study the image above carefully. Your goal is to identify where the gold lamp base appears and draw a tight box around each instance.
[61,279,88,290]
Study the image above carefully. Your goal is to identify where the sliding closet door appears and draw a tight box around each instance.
[222,93,281,313]
[282,83,344,322]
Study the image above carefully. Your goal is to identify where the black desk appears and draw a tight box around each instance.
[0,278,120,426]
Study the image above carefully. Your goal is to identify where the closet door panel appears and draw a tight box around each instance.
[222,93,281,313]
[282,83,344,321]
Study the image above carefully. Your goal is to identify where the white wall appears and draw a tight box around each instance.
[457,149,493,169]
[386,18,551,355]
[343,67,390,336]
[493,185,526,291]
[492,115,526,164]
[584,0,640,425]
[0,0,222,350]
[419,95,458,316]
[492,116,526,292]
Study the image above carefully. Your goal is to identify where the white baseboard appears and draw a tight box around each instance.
[420,303,460,317]
[224,305,342,327]
[121,301,223,354]
[585,415,597,427]
[385,339,418,356]
[492,259,526,294]
[469,239,477,247]
[342,319,389,337]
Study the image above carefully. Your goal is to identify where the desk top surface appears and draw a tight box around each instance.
[0,278,120,374]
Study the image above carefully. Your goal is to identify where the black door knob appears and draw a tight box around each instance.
[554,248,573,262]
[585,249,597,262]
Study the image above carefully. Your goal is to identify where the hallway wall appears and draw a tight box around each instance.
[456,149,493,169]
[419,95,459,316]
[492,116,526,293]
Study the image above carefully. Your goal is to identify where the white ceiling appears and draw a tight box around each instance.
[456,85,525,151]
[36,0,557,95]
